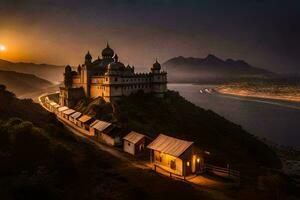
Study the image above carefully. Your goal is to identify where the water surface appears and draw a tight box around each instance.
[168,83,300,149]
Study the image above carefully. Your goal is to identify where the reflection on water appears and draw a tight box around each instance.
[168,83,300,149]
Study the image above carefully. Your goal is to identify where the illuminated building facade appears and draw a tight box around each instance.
[59,43,167,106]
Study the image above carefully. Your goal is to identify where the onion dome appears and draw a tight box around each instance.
[85,51,92,61]
[152,59,161,70]
[102,43,114,58]
[65,65,72,72]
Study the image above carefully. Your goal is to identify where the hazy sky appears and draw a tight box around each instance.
[0,0,299,73]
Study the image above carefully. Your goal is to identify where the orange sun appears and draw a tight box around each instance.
[0,44,6,52]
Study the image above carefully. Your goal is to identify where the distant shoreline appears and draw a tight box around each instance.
[215,87,300,103]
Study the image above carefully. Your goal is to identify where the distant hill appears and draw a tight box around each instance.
[163,55,273,83]
[0,70,52,96]
[0,59,64,83]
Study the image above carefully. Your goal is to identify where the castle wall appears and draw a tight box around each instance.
[61,56,167,103]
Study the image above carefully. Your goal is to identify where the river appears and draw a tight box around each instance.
[168,83,300,149]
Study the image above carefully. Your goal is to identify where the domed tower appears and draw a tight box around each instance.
[102,43,114,59]
[64,65,73,88]
[151,59,161,74]
[81,51,93,97]
[85,51,92,64]
[151,59,167,97]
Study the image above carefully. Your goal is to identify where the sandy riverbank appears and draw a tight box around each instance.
[216,87,300,103]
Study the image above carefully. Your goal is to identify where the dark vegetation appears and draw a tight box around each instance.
[0,85,212,200]
[78,91,282,175]
[0,70,52,96]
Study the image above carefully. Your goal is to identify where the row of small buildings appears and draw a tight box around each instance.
[44,97,206,177]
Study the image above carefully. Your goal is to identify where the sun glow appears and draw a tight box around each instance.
[0,44,6,52]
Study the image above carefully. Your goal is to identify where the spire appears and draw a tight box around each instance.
[106,41,110,48]
[114,54,119,62]
[85,51,92,63]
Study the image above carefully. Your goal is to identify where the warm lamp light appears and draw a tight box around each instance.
[186,161,190,166]
[197,158,200,163]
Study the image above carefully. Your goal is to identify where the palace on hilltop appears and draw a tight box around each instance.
[59,43,167,107]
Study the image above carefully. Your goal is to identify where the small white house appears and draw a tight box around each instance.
[89,120,111,136]
[62,109,76,119]
[147,134,205,177]
[57,106,69,117]
[53,104,61,114]
[69,112,82,125]
[123,131,145,155]
[77,115,94,130]
[49,102,58,112]
[99,125,124,146]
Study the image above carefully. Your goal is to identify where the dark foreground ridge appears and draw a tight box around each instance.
[1,85,298,200]
[0,85,214,200]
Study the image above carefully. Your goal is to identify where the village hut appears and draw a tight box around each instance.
[98,125,125,146]
[89,120,111,136]
[123,131,145,155]
[52,104,61,114]
[57,106,69,117]
[77,115,95,130]
[62,109,76,119]
[49,102,58,112]
[69,112,82,125]
[147,134,204,177]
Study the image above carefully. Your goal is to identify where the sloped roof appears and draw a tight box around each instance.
[103,125,126,137]
[63,109,76,115]
[50,102,57,106]
[70,112,82,119]
[78,115,92,123]
[58,106,69,112]
[147,134,193,157]
[91,120,111,132]
[90,120,100,127]
[123,131,145,144]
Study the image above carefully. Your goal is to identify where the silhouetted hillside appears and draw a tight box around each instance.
[163,55,273,83]
[0,86,211,200]
[0,59,64,83]
[0,70,52,96]
[76,91,282,175]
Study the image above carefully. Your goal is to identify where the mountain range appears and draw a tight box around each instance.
[163,55,273,83]
[0,59,64,83]
[0,70,52,97]
[0,55,273,88]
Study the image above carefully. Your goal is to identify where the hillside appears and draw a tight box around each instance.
[75,91,281,175]
[163,55,273,83]
[0,70,53,96]
[0,85,213,200]
[0,59,64,83]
